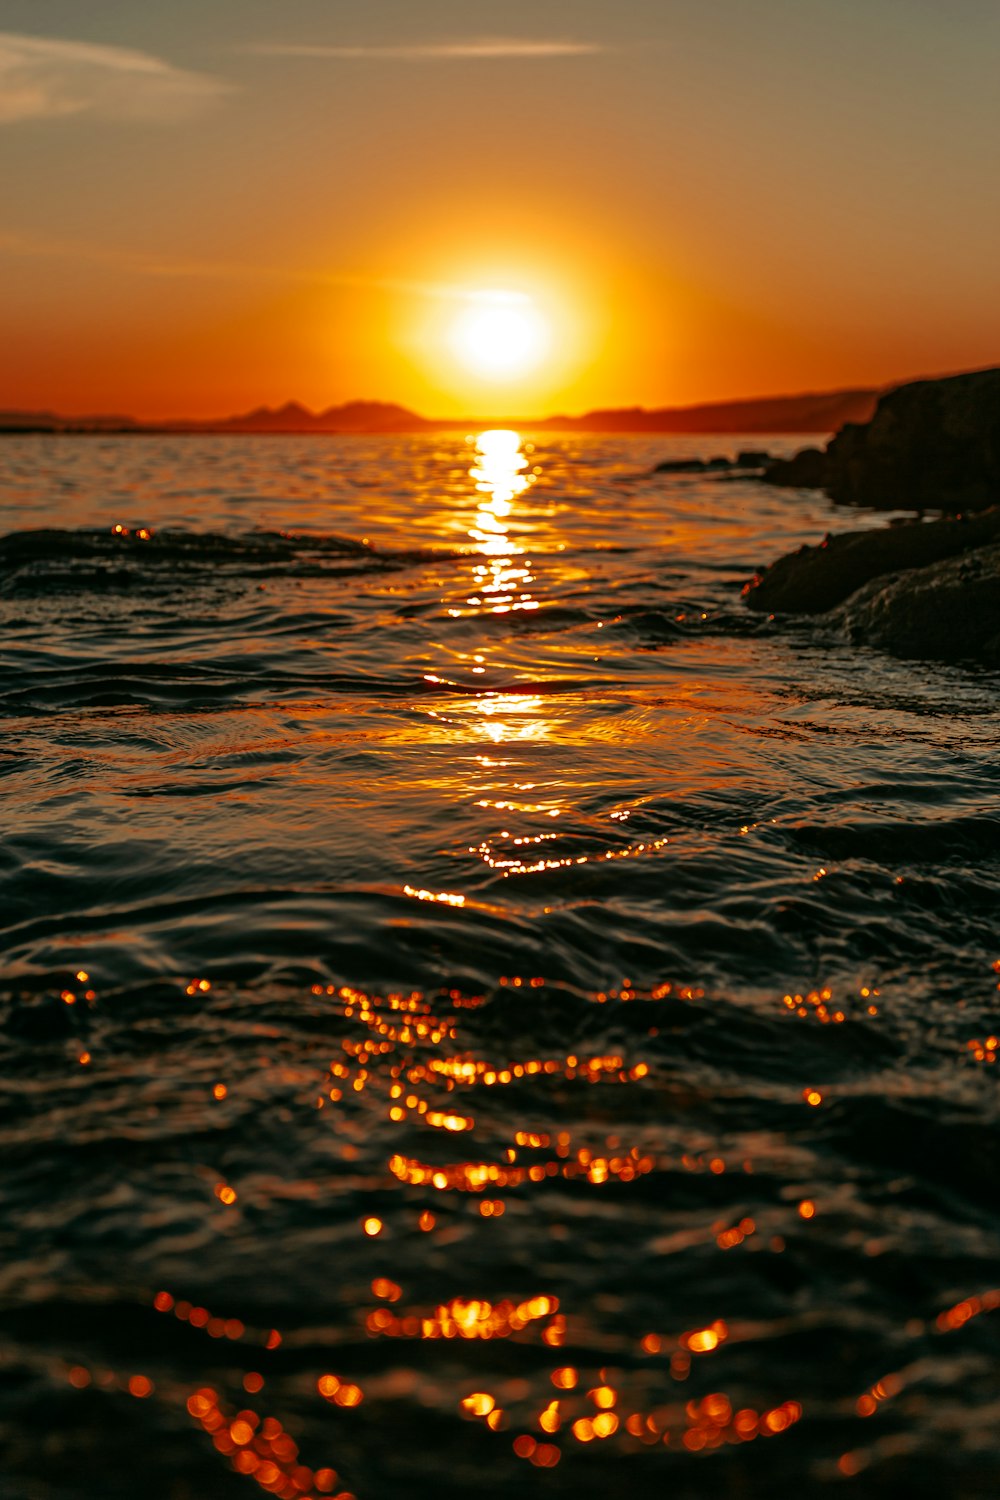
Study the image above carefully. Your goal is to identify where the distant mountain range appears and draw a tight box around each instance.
[0,388,882,436]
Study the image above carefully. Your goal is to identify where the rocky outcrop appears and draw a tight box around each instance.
[833,542,1000,665]
[762,366,1000,512]
[738,366,1000,663]
[653,450,773,475]
[744,508,1000,614]
[743,506,1000,664]
[758,447,827,488]
[654,457,734,475]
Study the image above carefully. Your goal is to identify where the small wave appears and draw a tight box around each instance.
[0,526,456,597]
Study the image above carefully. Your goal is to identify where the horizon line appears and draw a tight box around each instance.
[3,368,990,429]
[0,385,897,435]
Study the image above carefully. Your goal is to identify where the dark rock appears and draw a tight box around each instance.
[823,367,1000,511]
[744,507,1000,614]
[833,541,1000,664]
[745,366,1000,661]
[652,458,715,473]
[653,451,774,475]
[760,366,1000,511]
[760,447,828,488]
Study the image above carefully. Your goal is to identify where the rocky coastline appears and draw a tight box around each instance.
[761,366,1000,512]
[742,367,1000,665]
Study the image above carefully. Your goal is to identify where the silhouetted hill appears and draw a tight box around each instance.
[0,386,890,436]
[541,388,879,433]
[0,410,137,431]
[222,401,316,431]
[0,401,428,435]
[317,401,434,433]
[214,400,429,433]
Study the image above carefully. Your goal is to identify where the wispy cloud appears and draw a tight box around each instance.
[0,32,230,124]
[0,228,510,304]
[249,38,605,62]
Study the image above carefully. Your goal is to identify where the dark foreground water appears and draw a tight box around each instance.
[1,431,998,1500]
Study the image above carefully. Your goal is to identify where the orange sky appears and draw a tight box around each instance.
[2,2,999,418]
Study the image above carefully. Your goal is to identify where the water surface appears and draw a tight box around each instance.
[2,431,998,1499]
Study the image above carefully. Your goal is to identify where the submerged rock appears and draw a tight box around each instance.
[653,451,773,475]
[833,541,1000,665]
[744,507,1000,614]
[761,365,1000,512]
[653,453,722,471]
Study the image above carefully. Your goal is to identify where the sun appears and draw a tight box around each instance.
[449,291,550,381]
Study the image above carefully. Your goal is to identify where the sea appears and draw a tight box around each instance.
[1,430,998,1500]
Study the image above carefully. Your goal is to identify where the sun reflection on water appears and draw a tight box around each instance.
[463,430,538,616]
[472,691,551,746]
[426,429,564,748]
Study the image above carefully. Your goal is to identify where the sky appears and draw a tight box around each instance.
[1,0,998,418]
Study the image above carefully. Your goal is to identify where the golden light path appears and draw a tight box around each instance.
[465,428,537,618]
[423,428,555,751]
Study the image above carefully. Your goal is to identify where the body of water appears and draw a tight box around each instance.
[2,431,998,1499]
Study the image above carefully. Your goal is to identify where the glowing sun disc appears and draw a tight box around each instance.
[450,295,549,379]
